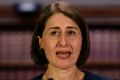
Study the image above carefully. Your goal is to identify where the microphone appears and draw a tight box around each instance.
[48,78,54,80]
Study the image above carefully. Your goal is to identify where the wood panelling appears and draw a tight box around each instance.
[0,5,120,27]
[80,7,120,17]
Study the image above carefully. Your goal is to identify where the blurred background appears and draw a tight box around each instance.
[0,0,120,80]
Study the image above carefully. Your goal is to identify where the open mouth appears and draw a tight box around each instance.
[56,51,72,59]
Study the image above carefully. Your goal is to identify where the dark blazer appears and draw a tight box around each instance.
[31,71,115,80]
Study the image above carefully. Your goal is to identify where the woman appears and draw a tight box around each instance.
[31,1,113,80]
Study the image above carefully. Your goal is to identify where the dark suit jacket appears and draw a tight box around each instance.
[31,70,115,80]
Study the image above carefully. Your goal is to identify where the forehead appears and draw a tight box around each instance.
[44,13,80,30]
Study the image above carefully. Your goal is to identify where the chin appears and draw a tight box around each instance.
[56,64,74,69]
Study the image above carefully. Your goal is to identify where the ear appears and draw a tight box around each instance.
[37,36,44,48]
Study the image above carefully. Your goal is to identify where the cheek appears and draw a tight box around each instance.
[73,38,82,55]
[42,38,57,54]
[42,38,58,63]
[43,39,53,51]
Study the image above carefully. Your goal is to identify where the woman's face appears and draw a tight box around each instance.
[39,13,82,69]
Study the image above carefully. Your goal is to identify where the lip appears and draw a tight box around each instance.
[56,49,72,54]
[55,50,72,59]
[56,51,72,54]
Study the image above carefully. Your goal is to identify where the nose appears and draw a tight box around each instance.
[57,33,69,47]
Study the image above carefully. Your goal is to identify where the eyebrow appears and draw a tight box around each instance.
[49,26,78,30]
[67,26,78,30]
[49,27,60,29]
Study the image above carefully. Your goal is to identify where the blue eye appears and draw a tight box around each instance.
[67,31,76,36]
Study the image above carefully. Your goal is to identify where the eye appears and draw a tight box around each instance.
[67,30,76,36]
[50,30,59,36]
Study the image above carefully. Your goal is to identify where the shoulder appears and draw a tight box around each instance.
[31,74,43,80]
[83,70,115,80]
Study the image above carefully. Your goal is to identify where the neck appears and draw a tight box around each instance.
[43,64,84,80]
